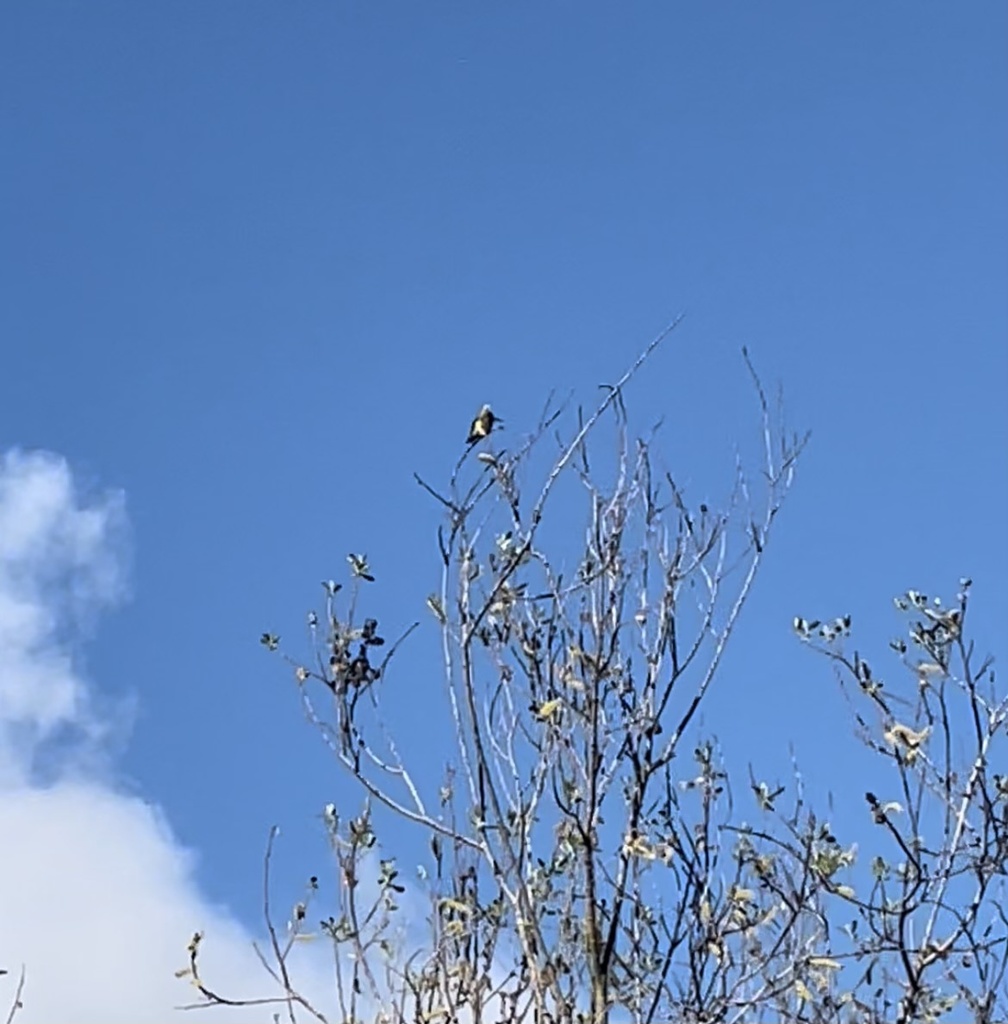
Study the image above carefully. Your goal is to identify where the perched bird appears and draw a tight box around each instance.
[467,404,500,444]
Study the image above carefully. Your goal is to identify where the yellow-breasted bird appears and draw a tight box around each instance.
[467,404,500,444]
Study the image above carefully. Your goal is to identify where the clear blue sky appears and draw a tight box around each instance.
[2,2,1005,937]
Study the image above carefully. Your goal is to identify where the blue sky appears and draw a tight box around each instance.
[1,3,1006,1014]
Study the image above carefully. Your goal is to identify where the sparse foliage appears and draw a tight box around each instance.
[791,580,1008,1021]
[183,328,1005,1023]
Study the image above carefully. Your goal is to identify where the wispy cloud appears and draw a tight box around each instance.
[0,450,127,785]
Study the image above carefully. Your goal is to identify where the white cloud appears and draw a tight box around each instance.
[0,450,328,1023]
[0,451,125,785]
